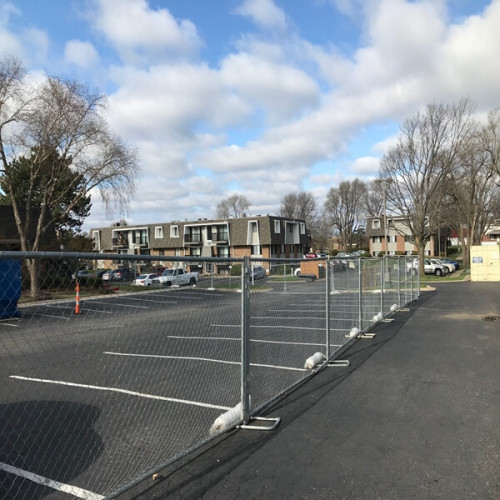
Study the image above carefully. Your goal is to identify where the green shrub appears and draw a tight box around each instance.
[230,264,241,276]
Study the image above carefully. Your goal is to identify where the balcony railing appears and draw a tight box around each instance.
[184,234,202,244]
[112,238,128,247]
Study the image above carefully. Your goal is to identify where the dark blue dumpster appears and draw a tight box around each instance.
[0,259,22,319]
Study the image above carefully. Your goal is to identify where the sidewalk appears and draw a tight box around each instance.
[129,282,500,499]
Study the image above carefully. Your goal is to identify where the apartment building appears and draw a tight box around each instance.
[365,216,436,256]
[90,215,310,273]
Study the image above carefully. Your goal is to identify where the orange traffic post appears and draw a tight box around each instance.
[75,282,80,315]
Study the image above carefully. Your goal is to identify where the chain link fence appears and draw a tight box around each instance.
[0,252,419,499]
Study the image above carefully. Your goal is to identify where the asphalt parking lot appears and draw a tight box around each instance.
[129,281,500,500]
[2,276,365,499]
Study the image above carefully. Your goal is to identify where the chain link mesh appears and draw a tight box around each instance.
[0,253,418,498]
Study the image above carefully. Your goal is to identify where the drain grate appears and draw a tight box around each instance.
[482,315,500,321]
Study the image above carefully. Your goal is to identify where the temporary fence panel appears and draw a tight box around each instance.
[0,252,419,499]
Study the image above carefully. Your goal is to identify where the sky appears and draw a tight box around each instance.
[1,0,499,231]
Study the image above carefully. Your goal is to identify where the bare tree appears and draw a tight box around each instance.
[364,180,385,217]
[380,98,476,271]
[479,108,500,179]
[216,194,250,219]
[324,179,367,251]
[447,112,500,263]
[0,56,140,297]
[280,191,318,230]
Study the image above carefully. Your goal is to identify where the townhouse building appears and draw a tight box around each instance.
[90,215,310,273]
[365,215,436,256]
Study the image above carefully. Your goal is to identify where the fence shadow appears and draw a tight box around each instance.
[0,400,103,499]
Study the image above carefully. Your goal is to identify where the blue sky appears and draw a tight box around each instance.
[1,0,498,230]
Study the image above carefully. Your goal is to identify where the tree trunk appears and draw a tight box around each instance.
[26,259,41,299]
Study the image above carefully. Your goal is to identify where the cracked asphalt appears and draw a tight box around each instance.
[125,281,500,500]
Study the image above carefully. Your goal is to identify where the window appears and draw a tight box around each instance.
[170,225,179,238]
[274,220,280,233]
[373,236,381,243]
[175,249,181,256]
[251,245,262,255]
[155,226,163,239]
[132,229,147,245]
[190,247,201,257]
[373,219,380,229]
[300,222,305,234]
[218,246,229,258]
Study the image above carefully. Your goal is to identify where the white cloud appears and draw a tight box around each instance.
[90,0,202,64]
[350,156,379,175]
[64,40,99,68]
[234,0,288,32]
[220,52,319,122]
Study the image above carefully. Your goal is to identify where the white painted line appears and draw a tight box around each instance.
[289,304,324,307]
[0,461,104,500]
[105,351,305,372]
[252,316,324,320]
[44,304,113,315]
[37,314,71,320]
[166,335,331,347]
[269,309,326,313]
[211,324,324,331]
[116,296,178,304]
[79,308,114,314]
[0,322,19,327]
[9,376,230,411]
[88,301,149,309]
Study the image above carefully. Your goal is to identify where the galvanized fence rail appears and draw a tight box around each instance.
[0,252,419,499]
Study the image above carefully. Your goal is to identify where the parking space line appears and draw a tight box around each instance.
[166,335,332,347]
[10,375,231,411]
[88,301,149,309]
[0,322,19,327]
[114,296,178,304]
[37,314,71,320]
[211,324,325,331]
[0,461,104,500]
[105,351,305,372]
[252,316,324,320]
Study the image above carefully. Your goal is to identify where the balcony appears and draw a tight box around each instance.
[212,232,229,244]
[112,237,128,248]
[184,234,202,245]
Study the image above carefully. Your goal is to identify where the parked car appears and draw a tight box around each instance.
[441,258,459,270]
[154,268,199,286]
[424,259,450,276]
[433,258,455,273]
[407,258,449,276]
[102,268,135,282]
[71,270,93,280]
[251,266,266,280]
[304,253,318,259]
[132,273,157,286]
[428,259,450,275]
[96,269,110,278]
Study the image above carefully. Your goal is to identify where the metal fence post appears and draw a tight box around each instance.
[380,257,385,316]
[325,258,331,360]
[397,257,401,308]
[241,256,251,424]
[416,260,420,299]
[358,257,363,331]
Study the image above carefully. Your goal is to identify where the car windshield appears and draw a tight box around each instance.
[137,275,147,279]
[162,270,174,276]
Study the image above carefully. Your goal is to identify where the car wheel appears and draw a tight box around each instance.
[435,268,442,276]
[190,277,196,285]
